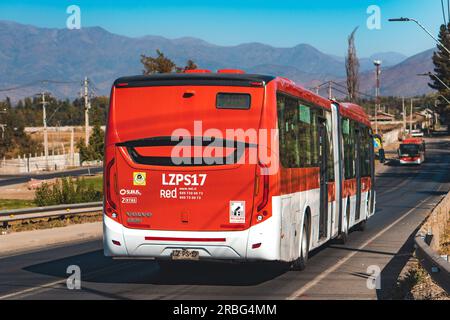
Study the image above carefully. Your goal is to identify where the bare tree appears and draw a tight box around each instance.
[346,27,360,102]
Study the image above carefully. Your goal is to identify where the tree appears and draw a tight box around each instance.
[185,59,198,70]
[141,49,177,74]
[345,27,360,102]
[429,23,450,131]
[0,99,41,158]
[141,49,198,74]
[77,124,104,163]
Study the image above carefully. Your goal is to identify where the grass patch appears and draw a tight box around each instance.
[0,199,36,210]
[84,175,103,193]
[34,176,102,206]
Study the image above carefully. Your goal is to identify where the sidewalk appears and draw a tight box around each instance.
[0,221,102,257]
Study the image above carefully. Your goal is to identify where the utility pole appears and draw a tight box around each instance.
[83,77,91,146]
[39,92,49,170]
[373,60,382,134]
[0,108,6,140]
[70,126,75,166]
[328,81,332,100]
[402,97,406,134]
[410,99,414,133]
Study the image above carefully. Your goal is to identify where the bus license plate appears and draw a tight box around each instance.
[171,249,200,261]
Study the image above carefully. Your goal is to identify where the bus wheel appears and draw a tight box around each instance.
[292,221,309,271]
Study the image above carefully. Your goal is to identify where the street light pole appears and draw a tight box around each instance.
[389,17,450,56]
[373,60,382,134]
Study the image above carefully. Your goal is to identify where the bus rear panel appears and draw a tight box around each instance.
[103,73,279,261]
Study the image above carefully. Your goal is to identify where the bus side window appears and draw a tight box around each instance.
[325,111,335,181]
[310,108,320,167]
[360,127,371,177]
[299,103,312,166]
[277,93,300,168]
[343,118,356,180]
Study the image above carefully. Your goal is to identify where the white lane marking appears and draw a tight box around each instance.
[0,279,65,300]
[287,195,433,300]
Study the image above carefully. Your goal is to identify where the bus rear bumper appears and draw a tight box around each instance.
[103,215,280,261]
[399,159,421,165]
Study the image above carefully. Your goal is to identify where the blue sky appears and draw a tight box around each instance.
[0,0,445,57]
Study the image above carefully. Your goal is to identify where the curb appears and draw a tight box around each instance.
[415,232,450,293]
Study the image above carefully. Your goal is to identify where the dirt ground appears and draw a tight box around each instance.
[0,183,35,200]
[441,217,450,255]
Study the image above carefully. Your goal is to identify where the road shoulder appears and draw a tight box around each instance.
[0,221,102,257]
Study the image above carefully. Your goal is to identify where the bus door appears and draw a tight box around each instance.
[318,118,328,240]
[355,127,362,221]
[369,131,376,216]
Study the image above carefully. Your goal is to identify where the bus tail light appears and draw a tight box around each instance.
[256,164,269,212]
[105,158,117,215]
[184,69,212,74]
[217,69,245,74]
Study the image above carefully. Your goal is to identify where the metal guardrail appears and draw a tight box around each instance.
[415,233,450,293]
[0,201,103,226]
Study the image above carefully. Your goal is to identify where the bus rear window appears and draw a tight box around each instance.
[216,93,251,110]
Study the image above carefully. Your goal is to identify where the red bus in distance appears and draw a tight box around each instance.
[398,138,426,165]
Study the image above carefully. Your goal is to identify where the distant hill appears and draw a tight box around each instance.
[358,49,434,97]
[0,20,435,101]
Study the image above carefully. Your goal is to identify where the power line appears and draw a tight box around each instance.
[310,80,375,99]
[0,81,41,92]
[0,79,80,92]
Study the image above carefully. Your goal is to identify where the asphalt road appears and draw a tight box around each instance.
[0,167,102,187]
[0,136,449,300]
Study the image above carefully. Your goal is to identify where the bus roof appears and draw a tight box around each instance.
[113,72,371,128]
[114,73,276,88]
[274,77,371,127]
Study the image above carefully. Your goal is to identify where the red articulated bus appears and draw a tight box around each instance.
[103,70,376,269]
[398,138,426,165]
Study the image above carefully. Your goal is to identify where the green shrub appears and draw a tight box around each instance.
[34,177,102,206]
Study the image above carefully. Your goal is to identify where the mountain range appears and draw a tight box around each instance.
[0,20,436,101]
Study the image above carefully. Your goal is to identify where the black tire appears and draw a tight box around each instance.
[292,220,309,271]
